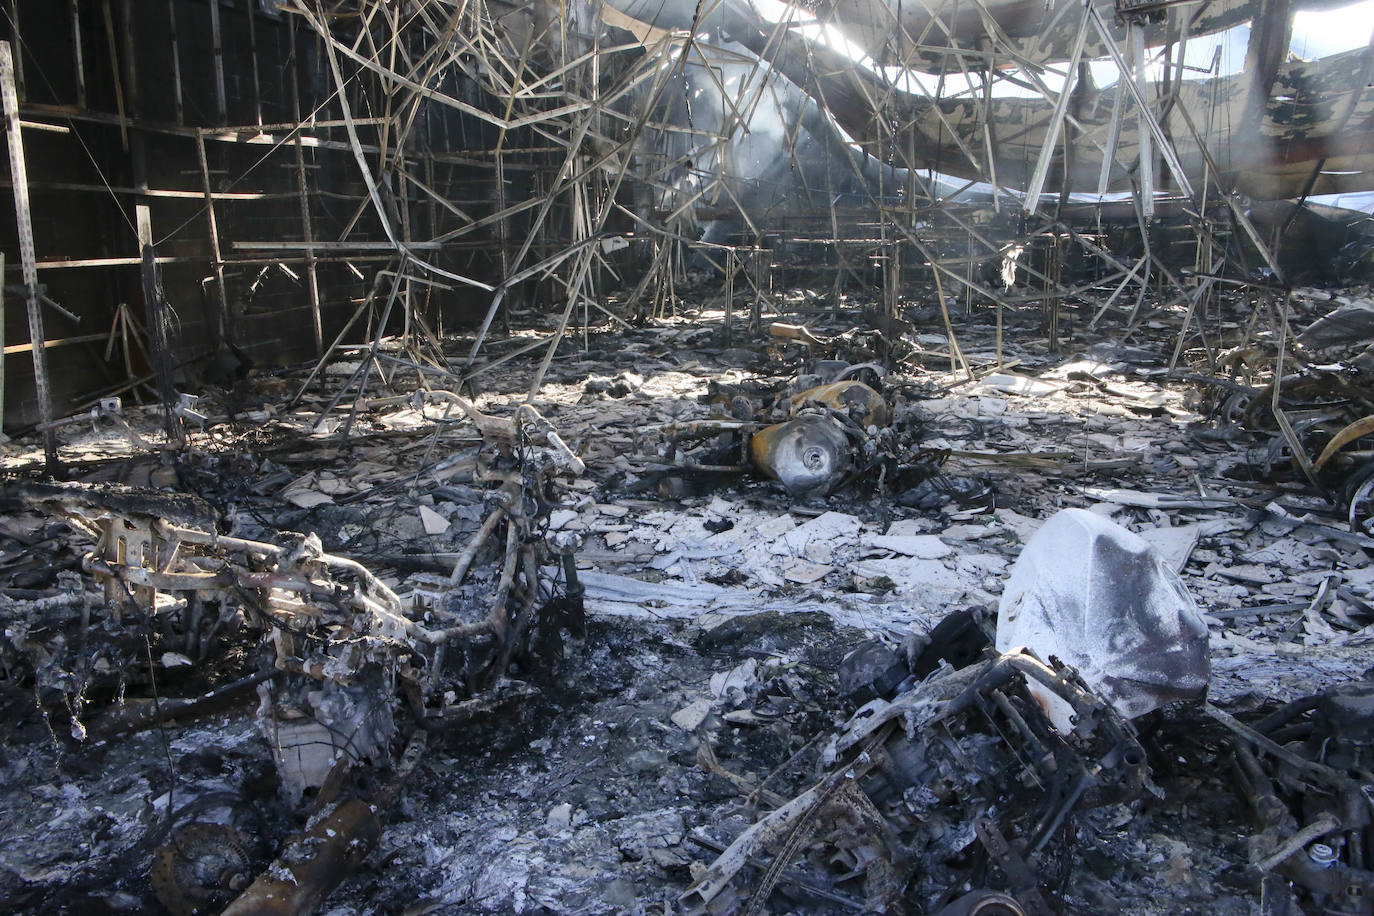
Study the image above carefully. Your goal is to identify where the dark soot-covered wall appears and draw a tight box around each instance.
[0,1,512,428]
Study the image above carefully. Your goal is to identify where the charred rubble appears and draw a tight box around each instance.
[4,298,1374,914]
[5,1,1374,915]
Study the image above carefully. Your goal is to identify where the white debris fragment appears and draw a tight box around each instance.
[941,522,1003,541]
[670,698,713,730]
[782,559,833,584]
[548,508,580,530]
[1079,485,1230,510]
[283,488,333,508]
[705,496,735,517]
[863,534,952,559]
[883,519,934,536]
[1137,524,1201,573]
[314,472,349,495]
[851,557,970,595]
[969,372,1067,397]
[1041,358,1118,381]
[773,511,861,559]
[710,659,758,699]
[418,505,450,535]
[956,553,1008,577]
[993,508,1044,544]
[546,803,574,831]
[752,513,797,540]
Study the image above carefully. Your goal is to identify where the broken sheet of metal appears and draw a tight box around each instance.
[996,508,1212,730]
[681,641,1150,914]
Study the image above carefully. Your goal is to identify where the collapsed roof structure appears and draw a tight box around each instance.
[2,0,1372,442]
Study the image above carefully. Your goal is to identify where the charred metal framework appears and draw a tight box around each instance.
[12,402,589,912]
[0,0,1364,455]
[17,400,586,742]
[681,648,1152,914]
[4,1,1374,914]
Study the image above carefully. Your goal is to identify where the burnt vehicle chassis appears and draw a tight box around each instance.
[6,408,587,914]
[682,645,1151,915]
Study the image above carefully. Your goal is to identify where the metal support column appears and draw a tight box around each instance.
[1,42,55,466]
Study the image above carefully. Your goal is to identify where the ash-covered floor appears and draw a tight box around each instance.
[3,283,1374,915]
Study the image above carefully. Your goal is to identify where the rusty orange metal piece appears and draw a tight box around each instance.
[788,380,891,429]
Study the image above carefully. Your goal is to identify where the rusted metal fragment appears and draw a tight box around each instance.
[152,822,255,916]
[221,736,426,916]
[218,798,381,916]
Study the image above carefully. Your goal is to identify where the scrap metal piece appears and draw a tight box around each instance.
[1216,682,1374,912]
[787,380,891,429]
[910,608,992,678]
[1311,681,1374,771]
[768,322,828,347]
[839,611,992,704]
[972,818,1052,916]
[151,822,254,916]
[680,750,863,914]
[1345,459,1374,537]
[219,797,380,916]
[750,413,854,496]
[221,734,426,916]
[264,681,397,800]
[416,390,585,477]
[93,670,277,738]
[838,639,909,703]
[18,481,215,530]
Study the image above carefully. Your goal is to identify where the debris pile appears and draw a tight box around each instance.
[683,641,1152,914]
[3,280,1374,914]
[5,0,1374,911]
[1,383,587,914]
